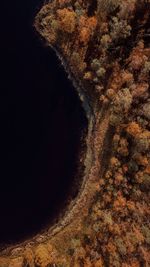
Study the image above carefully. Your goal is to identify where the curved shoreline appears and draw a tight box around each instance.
[1,1,149,266]
[0,45,95,257]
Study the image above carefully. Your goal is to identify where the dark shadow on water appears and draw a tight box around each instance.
[0,0,87,244]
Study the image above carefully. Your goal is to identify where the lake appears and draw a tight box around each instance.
[0,0,87,244]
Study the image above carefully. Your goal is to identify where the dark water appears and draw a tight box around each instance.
[0,1,87,243]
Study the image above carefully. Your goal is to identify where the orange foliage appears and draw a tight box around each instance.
[110,157,120,167]
[113,195,126,211]
[132,82,149,98]
[80,27,91,44]
[114,173,124,185]
[127,201,136,211]
[109,224,121,235]
[57,8,76,33]
[122,261,140,267]
[94,257,104,267]
[133,227,144,243]
[135,155,148,167]
[145,164,150,174]
[106,241,116,254]
[129,41,147,70]
[126,122,142,136]
[79,16,97,44]
[121,70,133,83]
